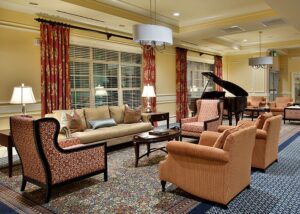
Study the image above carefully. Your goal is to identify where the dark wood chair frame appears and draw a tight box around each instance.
[10,117,108,203]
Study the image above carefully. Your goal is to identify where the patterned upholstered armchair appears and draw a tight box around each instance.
[10,116,107,203]
[180,99,223,140]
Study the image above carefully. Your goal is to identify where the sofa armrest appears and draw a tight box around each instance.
[166,141,229,163]
[60,126,71,138]
[217,125,233,133]
[199,131,221,147]
[237,120,256,126]
[267,102,276,108]
[256,129,267,139]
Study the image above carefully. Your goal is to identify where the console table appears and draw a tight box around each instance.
[0,130,14,177]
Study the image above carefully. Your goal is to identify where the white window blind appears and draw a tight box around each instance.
[70,45,142,108]
[187,61,214,100]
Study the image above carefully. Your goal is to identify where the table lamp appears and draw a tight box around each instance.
[142,84,156,113]
[10,83,36,115]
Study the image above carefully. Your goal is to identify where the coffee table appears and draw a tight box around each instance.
[133,128,181,167]
[243,107,270,121]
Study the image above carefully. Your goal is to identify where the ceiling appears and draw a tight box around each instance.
[1,0,300,55]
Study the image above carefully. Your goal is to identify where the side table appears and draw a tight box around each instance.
[284,106,300,123]
[142,112,169,128]
[0,130,14,177]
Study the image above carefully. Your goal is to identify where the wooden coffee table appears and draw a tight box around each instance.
[133,128,181,167]
[243,107,270,121]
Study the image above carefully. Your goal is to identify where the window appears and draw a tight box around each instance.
[187,61,214,101]
[70,45,142,109]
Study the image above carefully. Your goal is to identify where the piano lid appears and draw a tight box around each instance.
[202,72,248,96]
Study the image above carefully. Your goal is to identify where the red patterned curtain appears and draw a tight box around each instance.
[143,46,156,112]
[214,55,223,91]
[40,23,71,116]
[176,47,188,122]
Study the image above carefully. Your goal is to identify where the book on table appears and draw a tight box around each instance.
[149,128,169,136]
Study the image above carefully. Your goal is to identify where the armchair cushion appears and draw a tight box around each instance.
[255,112,273,129]
[58,137,81,148]
[213,126,240,149]
[198,131,221,147]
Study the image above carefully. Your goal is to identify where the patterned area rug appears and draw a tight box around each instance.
[0,122,299,213]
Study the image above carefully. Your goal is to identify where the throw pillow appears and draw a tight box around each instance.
[213,126,239,149]
[124,105,142,124]
[65,110,84,133]
[89,118,117,129]
[109,105,125,124]
[255,112,273,129]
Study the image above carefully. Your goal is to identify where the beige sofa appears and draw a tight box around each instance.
[46,105,153,147]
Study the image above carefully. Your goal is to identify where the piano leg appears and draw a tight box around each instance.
[228,111,233,126]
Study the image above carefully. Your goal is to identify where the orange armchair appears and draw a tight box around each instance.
[218,115,282,171]
[159,126,256,206]
[268,97,294,115]
[10,116,107,202]
[180,99,223,140]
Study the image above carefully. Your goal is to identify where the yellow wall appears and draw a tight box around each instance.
[0,7,182,129]
[223,53,267,96]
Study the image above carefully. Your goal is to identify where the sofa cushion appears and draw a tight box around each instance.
[72,122,152,144]
[84,106,110,128]
[50,109,87,130]
[89,118,117,130]
[109,105,125,124]
[124,106,142,124]
[65,110,84,133]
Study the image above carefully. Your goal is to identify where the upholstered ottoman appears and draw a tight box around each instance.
[284,106,300,123]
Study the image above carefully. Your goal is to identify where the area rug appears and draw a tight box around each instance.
[0,122,299,213]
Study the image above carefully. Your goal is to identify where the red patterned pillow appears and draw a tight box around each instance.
[65,110,83,133]
[124,105,142,124]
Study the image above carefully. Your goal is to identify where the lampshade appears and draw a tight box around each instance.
[10,84,36,104]
[249,56,273,67]
[142,85,156,98]
[248,31,273,69]
[133,24,173,47]
[95,85,108,96]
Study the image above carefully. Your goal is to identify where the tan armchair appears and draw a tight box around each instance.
[10,116,108,202]
[159,126,256,206]
[268,97,294,115]
[218,114,282,171]
[180,99,223,140]
[247,96,266,108]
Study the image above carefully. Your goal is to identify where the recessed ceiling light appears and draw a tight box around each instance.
[173,12,180,17]
[243,39,248,42]
[29,2,38,5]
[119,24,125,27]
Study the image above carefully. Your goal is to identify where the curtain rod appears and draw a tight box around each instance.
[186,48,221,57]
[34,18,133,41]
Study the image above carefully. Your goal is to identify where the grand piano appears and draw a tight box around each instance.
[190,72,248,125]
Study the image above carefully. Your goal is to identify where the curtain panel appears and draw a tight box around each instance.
[40,23,71,116]
[176,47,188,122]
[143,46,156,112]
[214,55,223,92]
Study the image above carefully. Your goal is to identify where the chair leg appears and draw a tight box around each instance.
[104,170,108,182]
[45,185,51,203]
[20,178,27,191]
[161,180,166,192]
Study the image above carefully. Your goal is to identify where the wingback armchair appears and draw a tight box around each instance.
[10,116,108,203]
[180,99,223,140]
[159,126,256,206]
[268,97,294,115]
[218,114,282,171]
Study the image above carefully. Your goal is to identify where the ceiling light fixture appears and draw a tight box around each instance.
[248,31,273,69]
[132,0,173,51]
[173,12,180,16]
[243,39,248,42]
